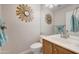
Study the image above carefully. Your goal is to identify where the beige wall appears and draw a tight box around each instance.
[0,5,2,16]
[0,5,1,51]
[1,4,40,53]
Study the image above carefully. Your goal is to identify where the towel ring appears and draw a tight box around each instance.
[1,26,7,30]
[0,23,7,30]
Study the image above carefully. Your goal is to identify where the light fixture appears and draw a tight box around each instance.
[45,4,58,8]
[49,4,54,8]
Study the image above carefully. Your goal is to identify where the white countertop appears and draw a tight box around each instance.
[40,34,79,53]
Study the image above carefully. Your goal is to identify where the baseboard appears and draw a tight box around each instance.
[20,49,33,54]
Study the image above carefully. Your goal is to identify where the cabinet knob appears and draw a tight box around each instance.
[54,47,58,53]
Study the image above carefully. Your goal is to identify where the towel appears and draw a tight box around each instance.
[0,17,7,47]
[56,25,64,34]
[0,29,5,46]
[71,15,79,32]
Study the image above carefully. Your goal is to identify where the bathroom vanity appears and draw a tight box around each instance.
[41,34,79,54]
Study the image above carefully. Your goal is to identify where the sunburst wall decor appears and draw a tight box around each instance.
[45,14,52,24]
[16,4,33,23]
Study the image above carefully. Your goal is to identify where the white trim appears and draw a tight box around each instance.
[20,49,32,54]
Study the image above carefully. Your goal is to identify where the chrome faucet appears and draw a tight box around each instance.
[61,25,69,38]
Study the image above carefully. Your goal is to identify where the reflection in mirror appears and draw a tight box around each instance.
[55,25,65,34]
[40,4,66,35]
[40,4,79,37]
[66,7,79,32]
[40,4,54,35]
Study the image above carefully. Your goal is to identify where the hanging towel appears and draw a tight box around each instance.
[71,15,74,32]
[0,29,5,46]
[56,25,64,34]
[71,15,79,32]
[0,17,7,47]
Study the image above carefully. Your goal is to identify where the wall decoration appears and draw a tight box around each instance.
[45,14,52,24]
[16,4,33,23]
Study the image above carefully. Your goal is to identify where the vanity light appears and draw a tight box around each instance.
[45,4,58,8]
[49,4,54,8]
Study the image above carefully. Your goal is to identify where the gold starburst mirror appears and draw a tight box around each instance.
[16,4,33,23]
[45,14,52,24]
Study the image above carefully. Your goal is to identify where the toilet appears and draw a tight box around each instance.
[30,42,42,54]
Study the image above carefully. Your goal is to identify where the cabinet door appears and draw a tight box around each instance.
[43,39,76,54]
[53,44,58,54]
[55,45,75,54]
[43,39,53,54]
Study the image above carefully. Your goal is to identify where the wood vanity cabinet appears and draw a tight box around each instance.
[43,39,53,54]
[43,39,76,54]
[43,39,57,54]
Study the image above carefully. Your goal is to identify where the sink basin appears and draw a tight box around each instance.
[47,34,79,46]
[48,34,79,40]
